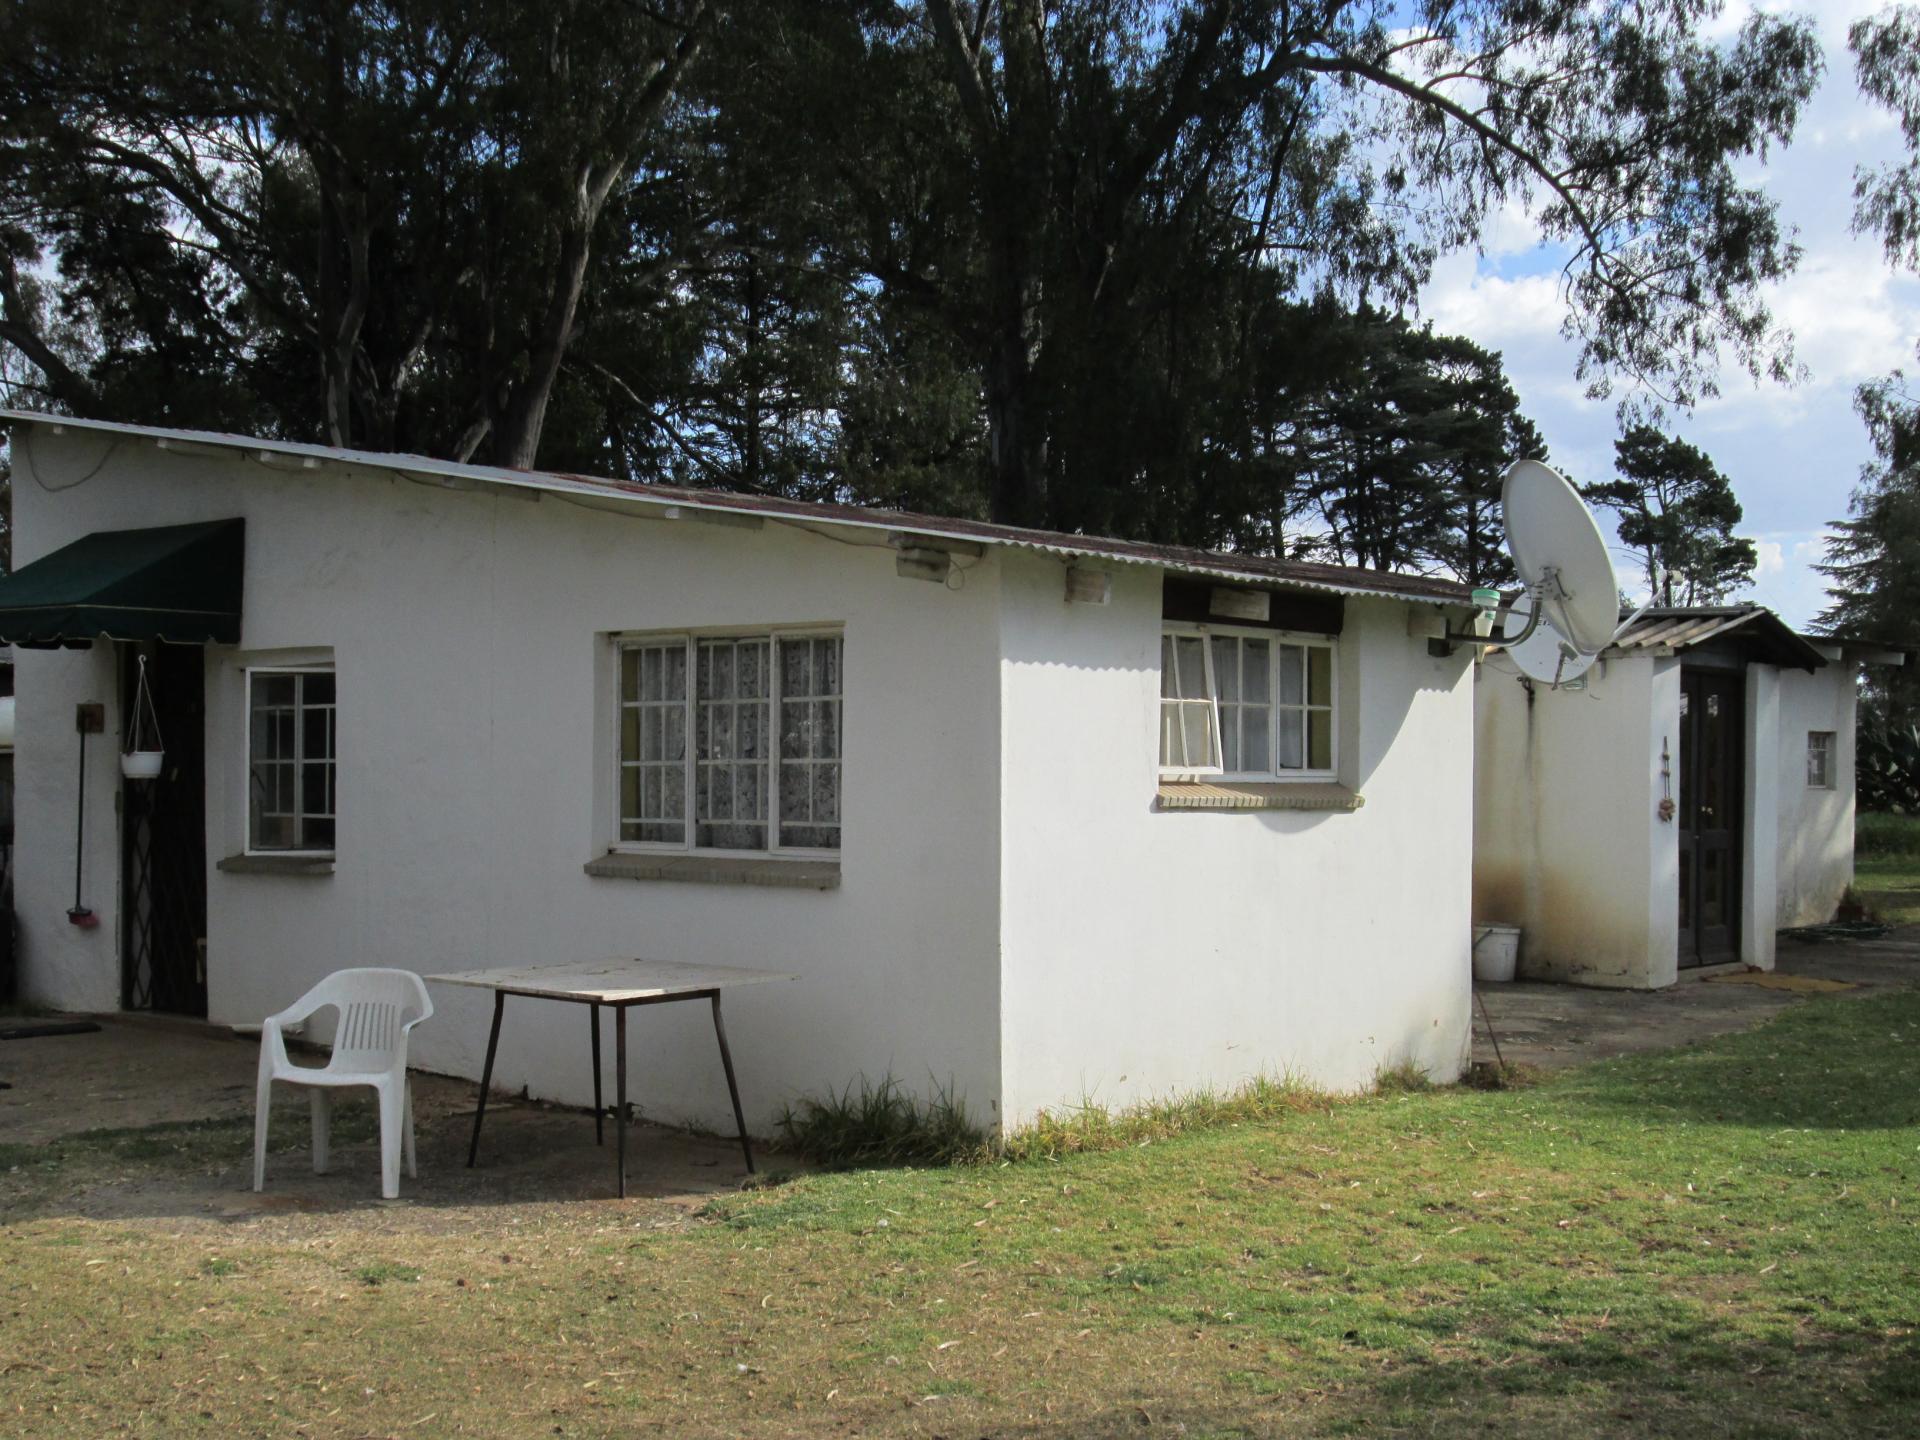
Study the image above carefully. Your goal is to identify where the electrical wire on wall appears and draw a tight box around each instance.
[19,427,122,493]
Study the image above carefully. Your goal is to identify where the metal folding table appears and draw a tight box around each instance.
[426,959,794,1197]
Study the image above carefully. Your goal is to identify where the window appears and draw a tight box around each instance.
[248,669,336,852]
[1159,626,1335,778]
[617,632,841,853]
[1807,730,1835,789]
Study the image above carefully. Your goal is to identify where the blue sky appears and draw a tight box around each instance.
[1416,0,1920,627]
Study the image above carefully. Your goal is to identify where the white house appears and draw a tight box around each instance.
[0,412,1483,1136]
[1473,605,1904,989]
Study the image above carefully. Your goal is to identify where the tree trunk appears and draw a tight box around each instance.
[493,212,594,470]
[980,0,1051,529]
[984,279,1047,528]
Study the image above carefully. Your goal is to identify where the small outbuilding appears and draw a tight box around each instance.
[1473,604,1905,989]
[0,412,1486,1136]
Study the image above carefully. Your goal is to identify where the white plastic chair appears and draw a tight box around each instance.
[252,968,433,1200]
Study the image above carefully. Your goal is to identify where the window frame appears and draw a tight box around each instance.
[1158,622,1338,783]
[243,664,338,858]
[1807,729,1836,790]
[610,626,843,859]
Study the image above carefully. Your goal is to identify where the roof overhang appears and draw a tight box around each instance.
[1603,606,1827,672]
[2,411,1473,610]
[1804,636,1910,668]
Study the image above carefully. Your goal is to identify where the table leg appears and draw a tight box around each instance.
[467,990,506,1168]
[710,993,754,1173]
[590,1002,603,1146]
[614,1005,628,1198]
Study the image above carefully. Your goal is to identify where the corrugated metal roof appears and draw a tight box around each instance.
[1606,605,1826,670]
[0,411,1475,608]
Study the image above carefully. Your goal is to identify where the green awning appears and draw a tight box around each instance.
[0,519,244,648]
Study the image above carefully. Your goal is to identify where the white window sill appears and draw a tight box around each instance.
[217,853,336,876]
[1156,781,1362,813]
[584,852,841,890]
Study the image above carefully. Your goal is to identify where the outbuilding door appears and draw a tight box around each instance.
[1678,667,1744,968]
[119,642,209,1015]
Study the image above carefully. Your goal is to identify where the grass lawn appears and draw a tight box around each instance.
[5,993,1920,1438]
[1856,856,1920,925]
[1857,813,1920,925]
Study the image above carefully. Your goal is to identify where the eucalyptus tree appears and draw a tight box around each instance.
[807,0,1822,528]
[0,0,711,466]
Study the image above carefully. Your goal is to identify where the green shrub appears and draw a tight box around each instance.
[1371,1060,1436,1094]
[1858,725,1920,816]
[776,1076,986,1169]
[1857,810,1920,858]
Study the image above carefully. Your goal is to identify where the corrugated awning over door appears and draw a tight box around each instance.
[0,519,244,648]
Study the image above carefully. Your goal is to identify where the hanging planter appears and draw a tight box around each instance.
[121,653,165,781]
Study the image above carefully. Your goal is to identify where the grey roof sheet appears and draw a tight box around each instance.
[1607,605,1826,670]
[1,411,1474,608]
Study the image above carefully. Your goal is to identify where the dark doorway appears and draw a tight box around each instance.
[120,642,208,1015]
[1678,667,1744,969]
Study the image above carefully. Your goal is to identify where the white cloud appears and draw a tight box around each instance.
[1421,253,1565,346]
[1744,530,1838,628]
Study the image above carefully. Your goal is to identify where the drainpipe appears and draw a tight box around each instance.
[68,703,103,927]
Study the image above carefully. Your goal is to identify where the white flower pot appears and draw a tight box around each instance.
[121,750,165,781]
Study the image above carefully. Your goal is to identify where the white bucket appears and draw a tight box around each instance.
[1472,923,1521,983]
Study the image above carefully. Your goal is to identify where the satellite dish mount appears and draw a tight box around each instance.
[1442,460,1621,690]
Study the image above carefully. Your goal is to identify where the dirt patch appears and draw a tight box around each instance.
[1,1015,791,1235]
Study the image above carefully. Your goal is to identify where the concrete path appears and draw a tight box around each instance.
[0,1012,770,1221]
[1471,926,1920,1071]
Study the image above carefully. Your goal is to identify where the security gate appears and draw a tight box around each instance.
[120,643,208,1015]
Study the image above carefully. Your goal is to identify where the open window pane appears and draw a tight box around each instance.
[1174,635,1209,699]
[1181,703,1214,765]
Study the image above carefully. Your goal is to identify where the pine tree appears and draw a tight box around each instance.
[1818,376,1920,730]
[1584,427,1756,606]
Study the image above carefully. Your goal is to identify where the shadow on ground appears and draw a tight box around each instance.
[948,1324,1920,1438]
[0,1018,781,1227]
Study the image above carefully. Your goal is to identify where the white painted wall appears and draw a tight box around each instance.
[1774,663,1857,927]
[12,641,122,1013]
[1740,664,1780,971]
[994,553,1476,1123]
[1473,655,1678,987]
[11,424,1483,1140]
[1474,650,1805,987]
[11,427,1006,1135]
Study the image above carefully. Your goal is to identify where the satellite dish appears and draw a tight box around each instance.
[1501,459,1619,656]
[1450,459,1620,689]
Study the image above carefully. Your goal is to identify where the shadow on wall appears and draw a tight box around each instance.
[1780,797,1852,923]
